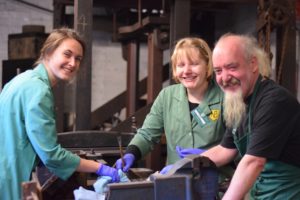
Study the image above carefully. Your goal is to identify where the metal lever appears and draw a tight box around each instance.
[117,135,125,168]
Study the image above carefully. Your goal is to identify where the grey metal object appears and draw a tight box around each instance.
[57,130,134,148]
[57,130,135,167]
[106,155,218,200]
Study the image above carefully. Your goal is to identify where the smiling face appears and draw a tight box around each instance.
[212,35,259,99]
[43,38,83,86]
[174,48,208,92]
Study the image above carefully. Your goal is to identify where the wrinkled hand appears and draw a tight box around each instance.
[115,153,135,172]
[176,146,206,158]
[160,164,173,175]
[96,164,120,182]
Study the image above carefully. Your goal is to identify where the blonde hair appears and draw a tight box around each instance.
[35,27,86,65]
[171,37,213,83]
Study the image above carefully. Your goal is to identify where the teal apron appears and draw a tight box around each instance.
[232,76,300,200]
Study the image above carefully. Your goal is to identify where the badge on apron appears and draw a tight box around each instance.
[209,109,220,121]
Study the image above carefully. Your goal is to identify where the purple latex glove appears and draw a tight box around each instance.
[115,153,135,172]
[96,164,120,182]
[160,164,173,175]
[176,146,206,158]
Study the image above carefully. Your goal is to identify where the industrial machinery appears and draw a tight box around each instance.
[22,130,135,200]
[106,154,219,200]
[22,131,219,200]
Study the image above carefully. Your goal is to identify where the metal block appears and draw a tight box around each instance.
[105,155,219,200]
[154,175,192,200]
[107,181,154,200]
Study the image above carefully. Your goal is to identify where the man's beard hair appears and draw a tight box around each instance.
[223,89,246,128]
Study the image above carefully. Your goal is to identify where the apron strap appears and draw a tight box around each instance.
[247,75,262,133]
[232,75,262,155]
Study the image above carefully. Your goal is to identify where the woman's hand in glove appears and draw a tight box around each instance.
[115,153,135,172]
[176,146,206,158]
[96,164,120,182]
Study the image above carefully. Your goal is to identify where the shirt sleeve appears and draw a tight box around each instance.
[23,81,80,180]
[128,89,165,158]
[221,128,236,149]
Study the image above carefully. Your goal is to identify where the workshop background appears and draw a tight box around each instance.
[1,0,300,162]
[0,0,260,117]
[0,0,299,199]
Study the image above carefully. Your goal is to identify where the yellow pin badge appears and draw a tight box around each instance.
[209,109,220,121]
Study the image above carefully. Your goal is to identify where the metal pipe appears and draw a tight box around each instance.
[14,0,53,13]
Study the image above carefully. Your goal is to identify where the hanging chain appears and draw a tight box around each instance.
[257,0,291,83]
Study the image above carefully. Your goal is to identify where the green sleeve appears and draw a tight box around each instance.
[129,89,166,158]
[24,81,80,180]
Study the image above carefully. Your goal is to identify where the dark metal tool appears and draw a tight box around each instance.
[117,134,125,168]
[112,133,125,168]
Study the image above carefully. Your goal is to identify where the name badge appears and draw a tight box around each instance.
[191,107,209,127]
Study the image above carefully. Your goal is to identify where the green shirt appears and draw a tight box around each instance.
[0,64,80,200]
[129,80,225,164]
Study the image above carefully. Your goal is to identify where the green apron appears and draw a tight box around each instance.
[232,76,300,200]
[192,104,235,185]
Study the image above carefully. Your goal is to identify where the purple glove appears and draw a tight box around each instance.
[160,164,173,175]
[115,153,135,172]
[176,146,206,158]
[96,164,120,182]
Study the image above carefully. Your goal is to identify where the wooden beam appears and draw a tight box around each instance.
[126,41,140,117]
[118,16,169,41]
[170,0,191,46]
[93,0,167,10]
[147,29,163,103]
[169,0,191,84]
[53,0,66,132]
[275,0,297,95]
[74,0,93,130]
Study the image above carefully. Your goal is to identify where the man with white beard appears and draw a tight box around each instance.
[223,80,245,129]
[201,33,300,200]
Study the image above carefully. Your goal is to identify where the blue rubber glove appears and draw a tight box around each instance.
[176,146,206,158]
[96,164,120,182]
[115,153,135,172]
[160,164,173,174]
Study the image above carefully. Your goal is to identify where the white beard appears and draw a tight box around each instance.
[223,89,246,128]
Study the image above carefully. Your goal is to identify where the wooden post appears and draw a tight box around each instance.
[74,0,93,130]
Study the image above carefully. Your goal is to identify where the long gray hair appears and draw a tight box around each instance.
[216,33,271,78]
